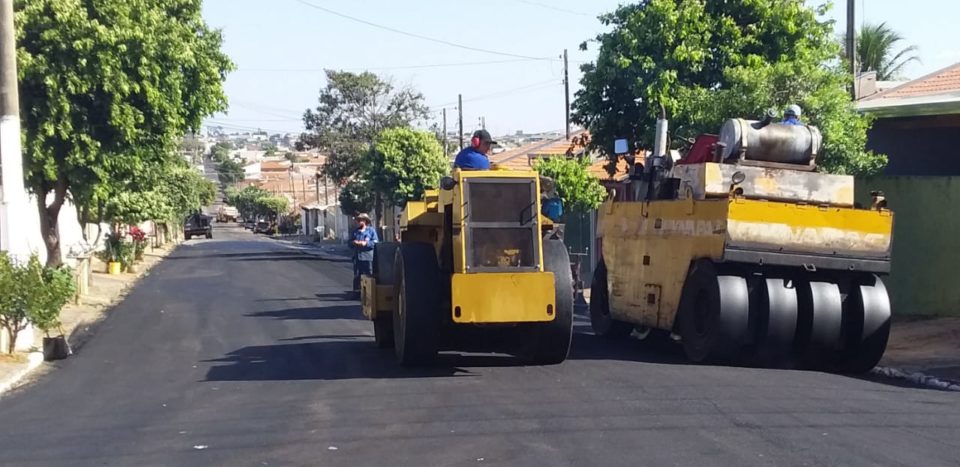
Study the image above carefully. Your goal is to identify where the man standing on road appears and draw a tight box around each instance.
[350,213,378,297]
[453,129,497,170]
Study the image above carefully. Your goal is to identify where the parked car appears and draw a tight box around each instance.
[184,213,212,240]
[243,220,255,230]
[254,221,273,234]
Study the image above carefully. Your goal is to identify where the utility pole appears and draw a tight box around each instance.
[847,0,857,99]
[563,48,570,140]
[458,94,464,150]
[442,108,448,157]
[480,117,485,130]
[0,0,29,257]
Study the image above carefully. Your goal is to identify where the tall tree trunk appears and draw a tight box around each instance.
[37,179,68,268]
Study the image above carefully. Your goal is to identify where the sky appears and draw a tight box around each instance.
[201,0,958,138]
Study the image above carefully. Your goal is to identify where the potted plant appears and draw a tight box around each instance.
[20,255,76,361]
[97,243,121,275]
[130,226,147,261]
[118,241,135,273]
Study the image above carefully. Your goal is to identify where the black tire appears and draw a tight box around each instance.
[527,239,574,364]
[374,243,400,285]
[835,275,891,373]
[185,234,191,240]
[794,280,843,370]
[374,316,394,349]
[589,260,634,339]
[393,242,441,366]
[678,260,750,364]
[372,243,400,350]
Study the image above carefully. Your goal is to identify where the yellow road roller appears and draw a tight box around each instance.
[591,117,894,372]
[362,169,574,366]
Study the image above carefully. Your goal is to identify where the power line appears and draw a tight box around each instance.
[512,0,591,17]
[292,0,553,61]
[236,57,551,73]
[428,79,559,109]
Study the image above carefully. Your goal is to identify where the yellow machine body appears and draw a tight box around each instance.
[365,169,558,325]
[599,162,894,332]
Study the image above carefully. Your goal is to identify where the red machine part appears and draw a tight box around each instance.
[677,134,719,165]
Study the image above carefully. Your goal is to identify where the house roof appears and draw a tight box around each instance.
[858,62,960,118]
[261,160,292,172]
[588,156,633,182]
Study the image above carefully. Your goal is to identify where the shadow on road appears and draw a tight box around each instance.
[168,250,305,260]
[568,330,688,365]
[245,305,362,321]
[202,341,476,381]
[255,292,354,303]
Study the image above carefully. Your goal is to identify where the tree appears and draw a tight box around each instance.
[572,0,885,176]
[298,70,430,185]
[262,142,278,158]
[533,157,606,213]
[211,142,234,162]
[16,0,233,266]
[227,185,270,220]
[857,22,920,81]
[218,158,246,185]
[0,253,74,353]
[366,127,448,208]
[339,180,375,216]
[257,196,289,220]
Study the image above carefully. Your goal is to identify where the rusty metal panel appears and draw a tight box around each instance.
[673,163,855,207]
[598,199,727,329]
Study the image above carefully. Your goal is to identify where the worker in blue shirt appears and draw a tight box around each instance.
[453,129,496,170]
[350,213,378,296]
[782,104,803,125]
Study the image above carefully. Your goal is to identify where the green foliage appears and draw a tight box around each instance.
[225,186,287,219]
[227,185,270,220]
[19,256,76,335]
[16,0,234,265]
[299,70,430,184]
[366,127,448,207]
[258,196,289,218]
[211,142,234,162]
[96,233,124,263]
[218,158,245,185]
[0,253,76,352]
[0,253,26,353]
[534,157,607,213]
[104,190,173,226]
[339,180,375,216]
[856,22,919,81]
[572,0,885,176]
[262,142,278,157]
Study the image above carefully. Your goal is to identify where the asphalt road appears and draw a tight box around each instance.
[1,226,958,466]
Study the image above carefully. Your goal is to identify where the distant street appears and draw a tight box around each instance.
[0,225,957,466]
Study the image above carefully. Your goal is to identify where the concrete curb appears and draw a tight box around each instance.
[871,366,960,392]
[0,352,44,397]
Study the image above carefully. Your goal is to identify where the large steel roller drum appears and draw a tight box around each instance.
[718,118,822,165]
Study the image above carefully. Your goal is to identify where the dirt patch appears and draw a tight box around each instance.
[882,317,960,382]
[0,354,28,365]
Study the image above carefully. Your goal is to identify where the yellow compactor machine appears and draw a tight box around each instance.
[591,117,894,372]
[362,169,574,366]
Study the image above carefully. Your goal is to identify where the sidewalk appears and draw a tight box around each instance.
[0,243,177,396]
[881,316,960,383]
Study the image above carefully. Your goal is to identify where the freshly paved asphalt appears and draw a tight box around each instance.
[1,226,958,466]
